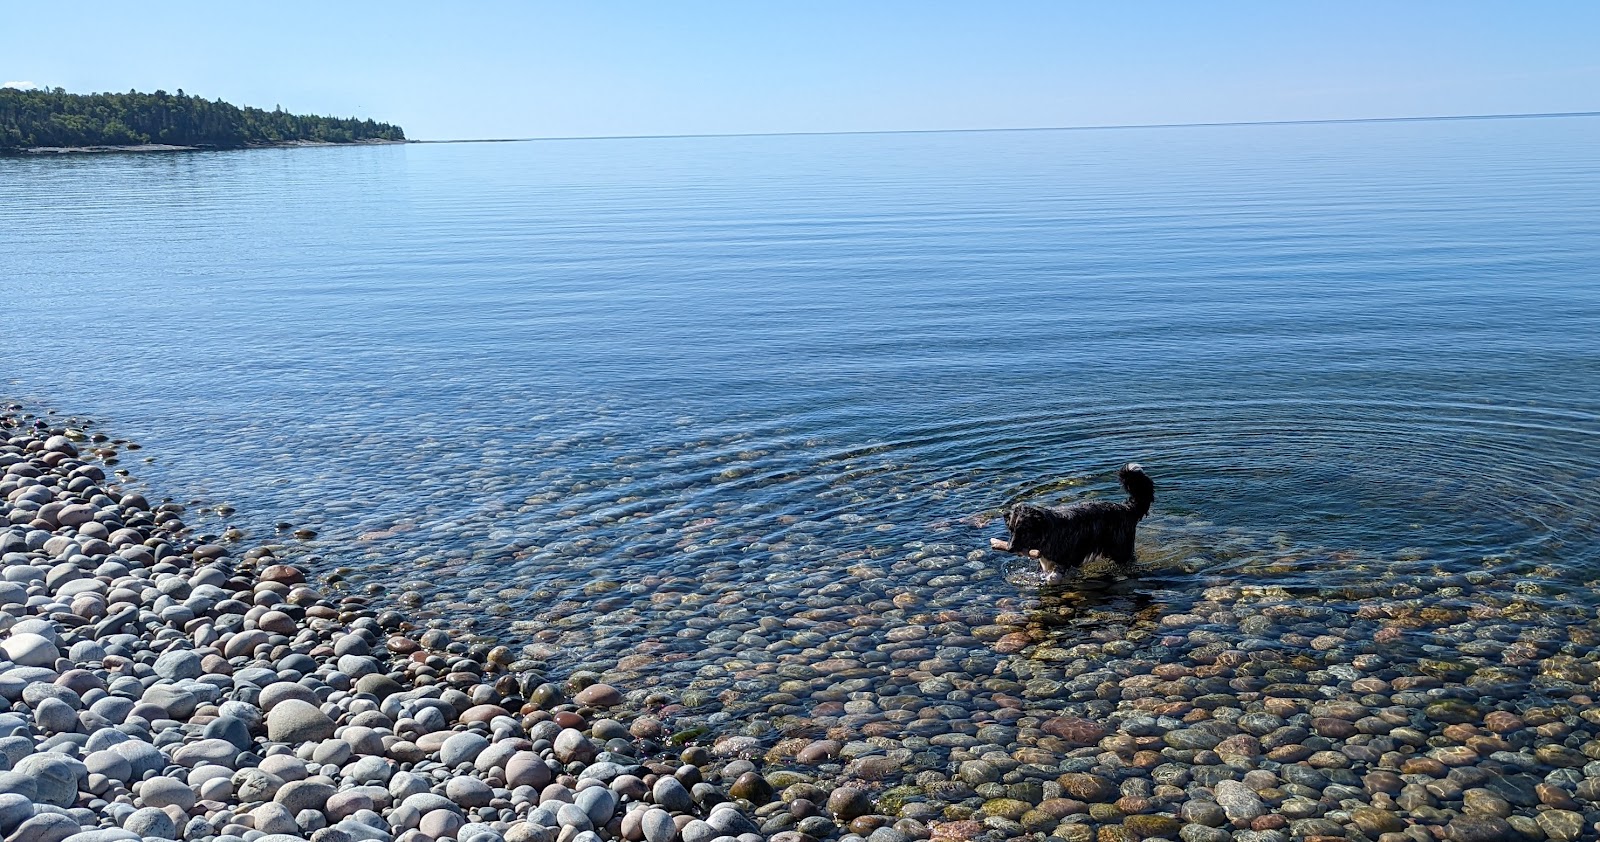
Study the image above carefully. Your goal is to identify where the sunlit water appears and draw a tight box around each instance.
[6,118,1600,745]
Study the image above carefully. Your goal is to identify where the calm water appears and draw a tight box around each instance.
[5,119,1600,693]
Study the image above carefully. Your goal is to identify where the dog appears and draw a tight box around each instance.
[989,463,1154,583]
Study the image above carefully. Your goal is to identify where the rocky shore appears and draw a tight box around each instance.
[0,406,796,842]
[6,402,1600,842]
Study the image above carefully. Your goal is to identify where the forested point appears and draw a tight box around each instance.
[0,87,406,150]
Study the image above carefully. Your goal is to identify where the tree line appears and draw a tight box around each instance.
[0,87,405,150]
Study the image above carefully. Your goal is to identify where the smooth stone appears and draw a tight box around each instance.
[444,776,493,808]
[138,775,196,810]
[9,812,79,842]
[575,786,617,825]
[573,684,621,707]
[34,697,79,733]
[233,767,287,801]
[267,699,336,743]
[640,809,678,842]
[507,752,553,789]
[439,732,491,767]
[153,649,203,680]
[680,820,715,842]
[1,633,58,667]
[0,792,33,834]
[202,715,255,752]
[344,756,395,786]
[652,777,693,812]
[252,802,301,835]
[420,809,465,839]
[827,787,873,821]
[13,753,85,807]
[173,738,242,768]
[109,739,166,778]
[277,779,337,813]
[553,729,596,764]
[400,793,459,815]
[59,830,142,842]
[123,806,177,839]
[140,684,198,719]
[1536,810,1585,842]
[556,803,593,831]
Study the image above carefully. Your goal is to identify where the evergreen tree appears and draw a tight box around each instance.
[0,87,405,150]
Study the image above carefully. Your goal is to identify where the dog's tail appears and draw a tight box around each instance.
[1119,463,1154,520]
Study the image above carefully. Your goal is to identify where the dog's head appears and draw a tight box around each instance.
[1004,502,1050,550]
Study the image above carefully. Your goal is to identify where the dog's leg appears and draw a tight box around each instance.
[989,537,1012,551]
[1039,557,1063,585]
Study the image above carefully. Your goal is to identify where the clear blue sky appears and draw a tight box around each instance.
[3,2,1597,140]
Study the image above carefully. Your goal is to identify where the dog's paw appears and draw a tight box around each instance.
[989,537,1011,551]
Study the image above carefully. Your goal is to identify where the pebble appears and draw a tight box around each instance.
[5,403,1600,842]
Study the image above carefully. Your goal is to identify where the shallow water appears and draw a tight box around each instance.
[6,118,1600,785]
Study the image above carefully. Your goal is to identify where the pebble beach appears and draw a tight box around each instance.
[7,397,1600,842]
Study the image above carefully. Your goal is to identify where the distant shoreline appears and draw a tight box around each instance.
[4,138,411,156]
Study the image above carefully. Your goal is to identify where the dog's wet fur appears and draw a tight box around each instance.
[990,463,1154,584]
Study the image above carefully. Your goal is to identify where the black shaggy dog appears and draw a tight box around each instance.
[989,463,1155,583]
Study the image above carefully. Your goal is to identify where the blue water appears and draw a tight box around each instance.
[5,118,1600,650]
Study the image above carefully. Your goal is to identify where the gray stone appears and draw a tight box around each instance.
[420,809,464,840]
[0,770,39,802]
[444,775,493,808]
[251,802,300,835]
[506,751,551,789]
[329,819,392,842]
[267,699,336,743]
[438,731,490,767]
[123,806,177,840]
[556,803,592,832]
[140,684,198,719]
[59,831,141,842]
[400,792,458,815]
[138,775,196,810]
[172,737,241,768]
[0,792,33,834]
[575,785,617,825]
[9,811,79,842]
[641,809,677,842]
[652,776,693,812]
[680,819,716,842]
[343,756,394,786]
[706,806,758,837]
[233,767,287,802]
[34,697,79,733]
[202,715,255,751]
[153,649,203,681]
[277,779,337,814]
[1,633,58,667]
[109,739,166,778]
[507,822,558,842]
[14,753,85,807]
[259,681,319,712]
[553,729,596,764]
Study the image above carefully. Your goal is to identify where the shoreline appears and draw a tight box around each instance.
[1,139,411,157]
[6,402,1600,842]
[0,404,802,842]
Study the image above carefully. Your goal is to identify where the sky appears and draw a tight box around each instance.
[3,2,1597,141]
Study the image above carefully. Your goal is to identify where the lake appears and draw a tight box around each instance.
[6,116,1600,810]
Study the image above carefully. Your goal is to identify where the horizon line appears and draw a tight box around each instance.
[413,109,1600,144]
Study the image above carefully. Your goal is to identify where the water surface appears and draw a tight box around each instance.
[5,117,1600,744]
